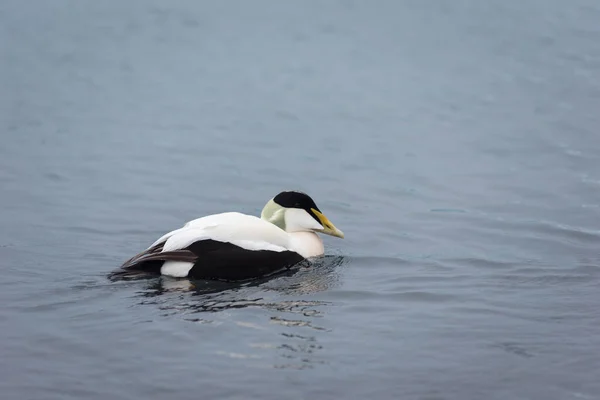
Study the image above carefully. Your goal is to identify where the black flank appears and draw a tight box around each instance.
[112,239,305,282]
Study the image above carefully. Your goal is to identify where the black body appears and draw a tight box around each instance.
[111,239,305,281]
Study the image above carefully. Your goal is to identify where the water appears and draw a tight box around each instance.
[2,1,600,399]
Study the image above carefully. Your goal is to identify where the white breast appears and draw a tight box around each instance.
[288,231,324,258]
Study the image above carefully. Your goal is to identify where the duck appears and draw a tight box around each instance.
[111,190,344,281]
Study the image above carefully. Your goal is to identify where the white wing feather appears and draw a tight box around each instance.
[161,214,291,253]
[149,212,257,248]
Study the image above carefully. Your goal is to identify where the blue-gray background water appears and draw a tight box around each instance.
[1,1,600,399]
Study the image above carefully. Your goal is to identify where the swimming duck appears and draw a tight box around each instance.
[112,191,344,281]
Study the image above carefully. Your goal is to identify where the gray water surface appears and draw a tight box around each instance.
[2,1,600,399]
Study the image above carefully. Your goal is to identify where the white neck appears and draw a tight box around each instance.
[288,231,324,258]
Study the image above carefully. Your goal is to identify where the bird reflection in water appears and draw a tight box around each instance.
[127,255,347,370]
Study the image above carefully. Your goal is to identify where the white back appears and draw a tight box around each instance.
[150,212,257,248]
[162,215,292,252]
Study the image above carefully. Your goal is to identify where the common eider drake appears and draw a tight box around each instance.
[112,191,344,281]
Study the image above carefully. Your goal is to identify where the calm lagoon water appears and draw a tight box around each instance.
[1,1,600,399]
